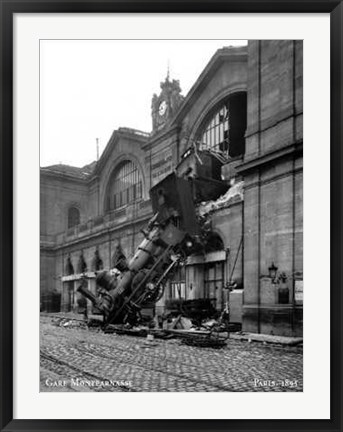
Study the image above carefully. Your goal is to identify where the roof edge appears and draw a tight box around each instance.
[171,45,248,125]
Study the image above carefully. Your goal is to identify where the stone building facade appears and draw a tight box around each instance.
[40,41,303,336]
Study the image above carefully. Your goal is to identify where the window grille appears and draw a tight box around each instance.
[204,262,224,300]
[196,92,247,158]
[198,102,229,153]
[108,161,143,211]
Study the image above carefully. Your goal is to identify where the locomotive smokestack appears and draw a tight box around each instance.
[77,284,97,305]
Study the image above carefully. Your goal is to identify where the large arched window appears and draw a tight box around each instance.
[197,92,247,158]
[68,207,80,228]
[65,256,74,275]
[199,101,230,153]
[77,252,87,274]
[106,160,143,211]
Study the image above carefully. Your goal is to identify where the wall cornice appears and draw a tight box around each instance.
[236,141,303,175]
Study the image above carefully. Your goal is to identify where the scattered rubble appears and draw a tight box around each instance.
[163,315,193,330]
[47,313,302,349]
[87,318,103,329]
[197,181,244,216]
[51,317,88,329]
[181,335,227,349]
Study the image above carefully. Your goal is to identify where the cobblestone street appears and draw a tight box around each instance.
[40,315,303,392]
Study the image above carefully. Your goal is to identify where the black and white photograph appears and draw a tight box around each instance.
[39,39,303,393]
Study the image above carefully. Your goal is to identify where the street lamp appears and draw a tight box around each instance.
[268,262,278,282]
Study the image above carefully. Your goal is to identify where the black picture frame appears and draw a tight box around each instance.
[0,1,342,431]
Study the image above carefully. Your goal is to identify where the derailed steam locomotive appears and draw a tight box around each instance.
[77,148,229,326]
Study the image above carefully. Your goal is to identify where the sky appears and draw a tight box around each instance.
[40,40,247,168]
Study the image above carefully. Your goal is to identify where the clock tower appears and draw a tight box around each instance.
[151,74,184,133]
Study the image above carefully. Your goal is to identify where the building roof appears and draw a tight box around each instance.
[171,45,247,125]
[40,46,246,179]
[94,127,149,174]
[41,161,97,180]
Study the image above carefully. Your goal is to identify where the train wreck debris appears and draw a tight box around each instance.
[77,148,237,331]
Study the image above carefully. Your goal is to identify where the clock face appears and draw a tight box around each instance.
[158,100,167,116]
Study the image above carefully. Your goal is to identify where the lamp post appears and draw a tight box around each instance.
[268,262,278,283]
[268,262,289,304]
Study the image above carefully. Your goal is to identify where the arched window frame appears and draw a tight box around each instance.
[77,253,87,274]
[65,256,74,275]
[67,206,80,229]
[197,100,230,154]
[92,249,103,271]
[195,91,247,158]
[106,160,143,212]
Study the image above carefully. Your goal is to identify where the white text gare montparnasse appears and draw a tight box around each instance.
[45,378,132,388]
